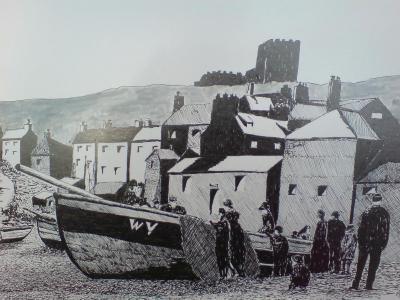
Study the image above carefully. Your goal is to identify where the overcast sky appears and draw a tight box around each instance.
[1,0,400,101]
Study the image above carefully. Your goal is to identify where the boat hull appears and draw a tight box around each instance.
[37,214,63,250]
[55,194,194,279]
[0,225,33,243]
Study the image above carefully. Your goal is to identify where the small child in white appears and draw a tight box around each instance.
[340,224,358,274]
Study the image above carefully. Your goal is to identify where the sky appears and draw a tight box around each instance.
[1,0,400,101]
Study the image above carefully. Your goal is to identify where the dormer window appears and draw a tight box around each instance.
[250,141,258,149]
[371,112,382,119]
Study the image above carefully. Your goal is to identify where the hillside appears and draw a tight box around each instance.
[1,76,400,144]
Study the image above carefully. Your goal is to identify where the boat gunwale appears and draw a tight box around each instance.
[54,192,180,219]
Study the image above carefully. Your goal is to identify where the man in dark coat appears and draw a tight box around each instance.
[268,225,289,276]
[258,201,275,234]
[351,194,390,290]
[210,208,230,278]
[310,209,330,273]
[327,211,346,273]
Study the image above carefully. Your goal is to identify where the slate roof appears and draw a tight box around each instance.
[2,128,29,140]
[32,136,72,156]
[169,155,282,174]
[163,104,212,126]
[287,110,379,140]
[244,95,273,111]
[340,98,377,112]
[146,149,179,162]
[359,162,400,183]
[235,113,286,139]
[289,103,326,121]
[73,126,141,144]
[132,126,161,142]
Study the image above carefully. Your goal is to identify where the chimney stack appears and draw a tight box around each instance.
[80,121,88,132]
[248,82,255,95]
[24,119,33,131]
[173,91,184,113]
[104,120,112,129]
[327,76,341,111]
[44,129,51,138]
[295,82,309,104]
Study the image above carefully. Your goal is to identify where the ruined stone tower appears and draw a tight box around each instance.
[246,39,300,83]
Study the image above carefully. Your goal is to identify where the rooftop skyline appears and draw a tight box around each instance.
[1,0,400,101]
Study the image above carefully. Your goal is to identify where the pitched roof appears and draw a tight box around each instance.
[146,149,179,161]
[163,104,212,126]
[73,126,141,144]
[235,113,286,139]
[287,110,379,140]
[244,95,273,111]
[132,126,161,142]
[169,155,282,174]
[289,103,326,121]
[2,128,29,140]
[32,136,73,156]
[359,162,400,183]
[340,98,377,112]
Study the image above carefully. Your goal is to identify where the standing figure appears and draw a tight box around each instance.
[341,224,357,275]
[310,209,330,273]
[210,208,230,278]
[327,211,346,273]
[289,255,310,290]
[223,199,246,277]
[351,194,390,290]
[268,225,289,276]
[258,201,275,234]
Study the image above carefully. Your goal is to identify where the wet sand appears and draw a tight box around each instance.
[0,229,399,299]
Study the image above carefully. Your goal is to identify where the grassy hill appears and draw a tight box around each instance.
[1,75,400,144]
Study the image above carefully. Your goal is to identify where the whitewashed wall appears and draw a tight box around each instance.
[97,142,128,183]
[168,172,267,232]
[72,143,95,179]
[130,141,160,183]
[2,140,21,167]
[279,139,357,236]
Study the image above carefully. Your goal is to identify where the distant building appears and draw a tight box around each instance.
[161,93,212,156]
[278,109,380,236]
[168,155,282,232]
[72,121,141,194]
[2,119,37,167]
[143,149,178,204]
[129,125,161,184]
[246,39,300,83]
[201,94,287,157]
[288,103,327,131]
[31,130,73,179]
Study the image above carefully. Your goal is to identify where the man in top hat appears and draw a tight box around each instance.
[327,211,346,273]
[351,194,390,290]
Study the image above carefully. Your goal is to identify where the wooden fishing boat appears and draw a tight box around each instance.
[54,192,312,280]
[0,222,33,243]
[36,212,63,250]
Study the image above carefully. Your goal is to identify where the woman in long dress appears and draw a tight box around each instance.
[310,209,330,273]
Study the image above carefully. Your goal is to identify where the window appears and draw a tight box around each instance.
[12,151,17,155]
[318,185,328,196]
[36,159,41,165]
[117,145,124,153]
[235,175,245,191]
[362,186,377,195]
[76,159,80,166]
[114,167,120,175]
[4,149,8,155]
[5,142,9,146]
[77,145,82,152]
[250,141,258,149]
[371,112,382,119]
[101,166,106,174]
[169,130,177,139]
[102,145,108,152]
[192,129,201,136]
[288,184,297,195]
[274,142,282,150]
[86,145,91,151]
[137,146,143,153]
[150,161,154,168]
[182,176,191,192]
[152,145,159,150]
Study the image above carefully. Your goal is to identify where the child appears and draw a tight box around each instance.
[289,255,310,290]
[340,224,358,274]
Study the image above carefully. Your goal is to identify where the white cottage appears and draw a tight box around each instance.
[168,155,282,232]
[129,126,161,184]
